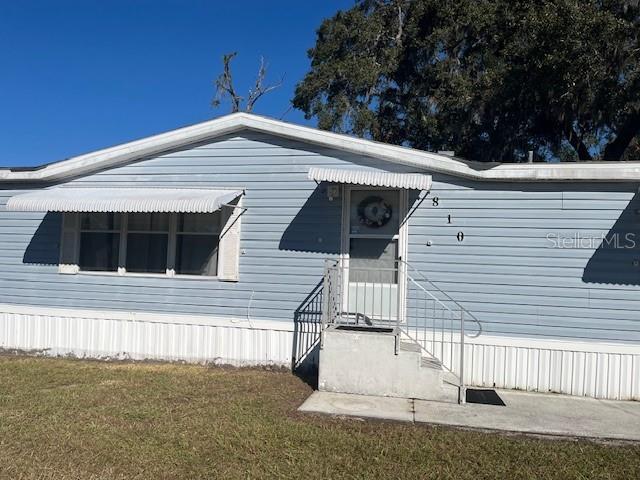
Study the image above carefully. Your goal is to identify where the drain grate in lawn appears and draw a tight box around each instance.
[0,356,637,480]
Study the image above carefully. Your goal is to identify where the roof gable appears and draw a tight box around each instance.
[1,112,640,183]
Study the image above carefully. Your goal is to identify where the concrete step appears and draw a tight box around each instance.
[399,341,421,353]
[420,356,443,370]
[319,326,459,403]
[442,370,460,387]
[400,340,443,370]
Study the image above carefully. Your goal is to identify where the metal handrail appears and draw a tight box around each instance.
[320,258,473,403]
[403,272,465,401]
[322,258,475,328]
[399,259,482,337]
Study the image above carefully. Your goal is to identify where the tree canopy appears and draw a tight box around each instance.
[293,0,640,162]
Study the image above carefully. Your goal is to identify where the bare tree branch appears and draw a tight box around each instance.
[246,56,284,112]
[212,52,243,113]
[212,53,283,113]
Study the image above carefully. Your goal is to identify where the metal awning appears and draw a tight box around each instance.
[308,167,431,190]
[5,188,243,213]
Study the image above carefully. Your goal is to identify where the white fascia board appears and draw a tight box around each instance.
[265,118,640,182]
[2,112,640,183]
[0,114,251,182]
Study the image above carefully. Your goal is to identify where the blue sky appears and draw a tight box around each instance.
[0,0,353,167]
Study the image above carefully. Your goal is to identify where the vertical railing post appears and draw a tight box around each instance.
[459,309,466,404]
[396,261,401,331]
[339,259,344,323]
[343,259,349,324]
[320,260,331,350]
[394,262,400,354]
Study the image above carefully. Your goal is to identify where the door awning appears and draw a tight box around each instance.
[5,188,244,213]
[308,167,431,190]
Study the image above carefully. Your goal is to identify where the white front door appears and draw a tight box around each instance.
[342,187,407,324]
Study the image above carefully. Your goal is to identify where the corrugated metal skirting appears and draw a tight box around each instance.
[464,342,639,401]
[433,339,639,401]
[0,311,292,366]
[0,308,637,400]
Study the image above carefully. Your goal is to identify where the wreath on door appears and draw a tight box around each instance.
[357,195,393,228]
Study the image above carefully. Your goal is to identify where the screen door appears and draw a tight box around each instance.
[346,189,401,323]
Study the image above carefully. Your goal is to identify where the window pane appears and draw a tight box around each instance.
[62,212,77,230]
[60,231,76,264]
[175,234,218,275]
[349,190,399,236]
[126,233,168,273]
[80,213,120,231]
[79,232,120,271]
[178,213,220,234]
[349,238,398,283]
[128,213,169,232]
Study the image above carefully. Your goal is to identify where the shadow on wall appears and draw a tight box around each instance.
[582,193,640,286]
[279,184,341,255]
[22,212,61,265]
[291,280,324,388]
[287,186,430,386]
[279,184,423,255]
[281,183,341,386]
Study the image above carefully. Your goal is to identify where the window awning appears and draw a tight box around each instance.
[5,188,244,213]
[308,167,431,190]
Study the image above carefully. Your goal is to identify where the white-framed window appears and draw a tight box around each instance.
[61,211,231,278]
[175,213,220,276]
[125,213,171,274]
[79,212,121,272]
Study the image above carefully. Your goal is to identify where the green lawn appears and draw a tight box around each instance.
[0,356,637,479]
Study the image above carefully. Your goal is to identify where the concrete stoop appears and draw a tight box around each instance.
[318,325,459,403]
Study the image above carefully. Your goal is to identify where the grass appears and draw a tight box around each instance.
[0,356,637,480]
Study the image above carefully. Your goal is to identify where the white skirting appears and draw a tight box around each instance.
[463,338,640,401]
[0,303,637,400]
[0,304,295,367]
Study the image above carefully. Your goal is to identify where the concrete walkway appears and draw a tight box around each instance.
[299,390,640,442]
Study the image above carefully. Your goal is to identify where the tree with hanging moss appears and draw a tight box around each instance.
[293,0,640,162]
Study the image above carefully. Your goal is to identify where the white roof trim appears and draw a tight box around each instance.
[1,112,640,183]
[309,167,431,190]
[5,188,243,213]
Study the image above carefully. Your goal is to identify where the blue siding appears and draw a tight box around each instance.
[407,174,640,343]
[0,133,404,323]
[0,131,638,344]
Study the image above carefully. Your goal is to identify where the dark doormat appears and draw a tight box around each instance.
[466,388,506,406]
